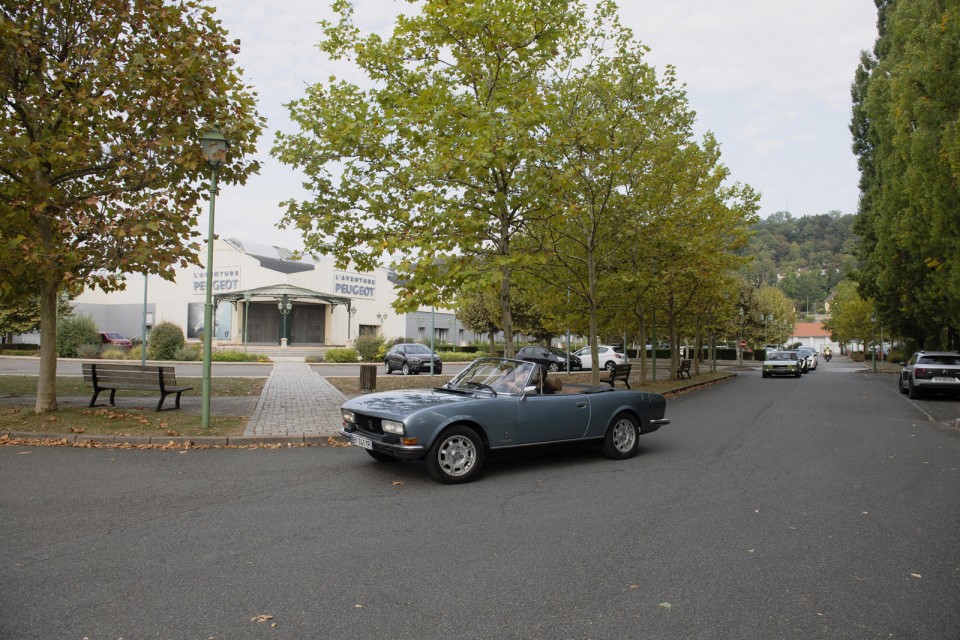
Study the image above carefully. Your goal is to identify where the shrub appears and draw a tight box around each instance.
[148,322,186,360]
[57,314,100,358]
[325,347,360,363]
[174,344,202,361]
[354,333,384,362]
[75,343,101,359]
[212,350,266,362]
[128,345,143,361]
[100,347,128,360]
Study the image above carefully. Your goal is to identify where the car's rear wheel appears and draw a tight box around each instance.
[908,379,922,399]
[425,425,485,484]
[601,412,639,460]
[604,361,616,371]
[366,449,397,463]
[384,362,392,375]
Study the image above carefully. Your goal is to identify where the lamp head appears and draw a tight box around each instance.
[200,126,230,167]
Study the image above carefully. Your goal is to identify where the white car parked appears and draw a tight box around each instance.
[573,345,628,371]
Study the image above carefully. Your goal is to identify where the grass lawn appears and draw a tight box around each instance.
[0,376,264,438]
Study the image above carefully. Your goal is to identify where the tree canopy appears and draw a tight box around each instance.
[0,0,263,411]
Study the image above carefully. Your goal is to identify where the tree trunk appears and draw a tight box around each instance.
[35,280,59,413]
[499,264,514,358]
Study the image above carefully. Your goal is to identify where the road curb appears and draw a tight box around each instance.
[0,431,348,448]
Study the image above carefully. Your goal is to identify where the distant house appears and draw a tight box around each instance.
[788,322,839,354]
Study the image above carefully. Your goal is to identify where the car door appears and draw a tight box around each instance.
[574,347,594,369]
[387,346,404,369]
[516,393,591,444]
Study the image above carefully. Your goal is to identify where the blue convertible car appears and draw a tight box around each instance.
[340,357,670,483]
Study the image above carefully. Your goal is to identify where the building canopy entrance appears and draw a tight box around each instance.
[214,284,352,346]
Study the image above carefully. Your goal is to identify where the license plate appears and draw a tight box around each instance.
[350,434,373,450]
[932,377,958,383]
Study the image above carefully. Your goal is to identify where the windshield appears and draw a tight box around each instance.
[769,352,796,361]
[446,358,535,395]
[405,344,433,355]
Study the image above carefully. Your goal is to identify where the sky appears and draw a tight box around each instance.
[204,0,880,251]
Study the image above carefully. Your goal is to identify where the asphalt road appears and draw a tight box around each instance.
[2,362,958,639]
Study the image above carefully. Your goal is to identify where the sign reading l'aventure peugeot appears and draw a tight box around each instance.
[193,267,241,294]
[334,271,376,299]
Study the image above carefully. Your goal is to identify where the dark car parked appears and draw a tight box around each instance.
[517,345,582,371]
[384,343,443,375]
[99,332,132,349]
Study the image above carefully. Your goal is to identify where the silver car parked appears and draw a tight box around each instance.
[898,351,960,399]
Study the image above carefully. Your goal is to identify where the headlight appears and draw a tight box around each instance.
[382,419,405,435]
[341,409,356,424]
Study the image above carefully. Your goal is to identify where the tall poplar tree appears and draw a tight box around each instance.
[852,0,960,348]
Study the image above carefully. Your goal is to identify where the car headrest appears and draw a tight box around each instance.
[545,376,562,392]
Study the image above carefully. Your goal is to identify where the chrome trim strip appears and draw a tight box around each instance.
[648,418,671,426]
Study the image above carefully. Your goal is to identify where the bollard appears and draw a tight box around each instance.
[359,363,377,393]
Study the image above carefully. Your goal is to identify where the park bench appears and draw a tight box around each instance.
[600,363,632,388]
[676,359,692,379]
[82,362,192,412]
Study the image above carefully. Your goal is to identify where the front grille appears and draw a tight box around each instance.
[355,414,383,435]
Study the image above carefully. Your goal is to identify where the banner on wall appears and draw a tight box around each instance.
[193,267,241,295]
[187,302,232,340]
[333,270,376,299]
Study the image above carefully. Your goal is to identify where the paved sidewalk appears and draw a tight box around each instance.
[245,361,346,437]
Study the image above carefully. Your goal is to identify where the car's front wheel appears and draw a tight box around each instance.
[401,362,412,375]
[898,376,908,394]
[601,412,639,460]
[425,425,485,484]
[548,362,559,372]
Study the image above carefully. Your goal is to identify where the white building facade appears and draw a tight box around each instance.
[69,238,474,349]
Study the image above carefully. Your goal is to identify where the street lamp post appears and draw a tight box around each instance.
[243,292,252,352]
[278,295,292,347]
[199,126,229,430]
[738,307,744,367]
[348,306,357,340]
[871,314,877,372]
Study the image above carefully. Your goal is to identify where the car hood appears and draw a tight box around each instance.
[343,388,473,419]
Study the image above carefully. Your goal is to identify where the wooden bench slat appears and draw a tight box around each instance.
[600,363,632,389]
[81,362,192,411]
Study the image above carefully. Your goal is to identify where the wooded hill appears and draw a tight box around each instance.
[740,210,858,315]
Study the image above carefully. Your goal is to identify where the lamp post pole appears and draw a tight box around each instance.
[200,126,229,430]
[871,314,877,372]
[243,292,251,352]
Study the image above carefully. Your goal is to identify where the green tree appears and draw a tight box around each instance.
[274,0,609,357]
[0,0,263,412]
[851,0,960,349]
[823,280,874,353]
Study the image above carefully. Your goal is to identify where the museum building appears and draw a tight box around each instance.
[70,238,471,349]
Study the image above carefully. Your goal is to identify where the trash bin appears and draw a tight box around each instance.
[359,364,377,393]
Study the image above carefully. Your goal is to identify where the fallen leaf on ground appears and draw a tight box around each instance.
[251,614,273,623]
